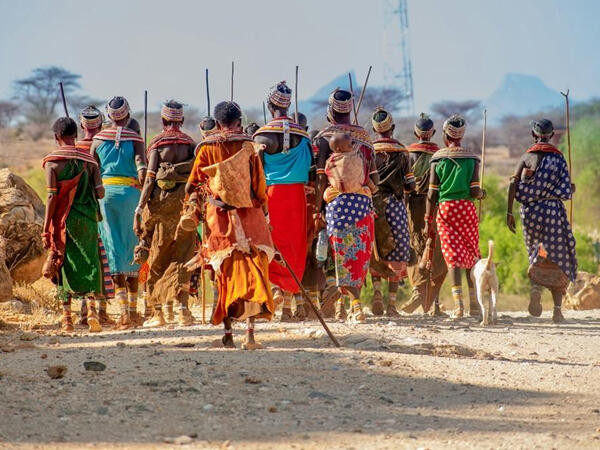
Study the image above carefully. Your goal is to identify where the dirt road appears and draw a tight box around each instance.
[1,308,600,449]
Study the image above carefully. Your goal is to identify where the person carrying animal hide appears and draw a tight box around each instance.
[133,100,197,328]
[405,114,448,316]
[369,107,416,317]
[506,119,577,323]
[424,115,485,319]
[186,101,275,349]
[313,89,378,323]
[253,81,314,321]
[42,117,105,333]
[90,96,146,329]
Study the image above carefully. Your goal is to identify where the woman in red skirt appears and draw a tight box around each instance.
[424,115,486,318]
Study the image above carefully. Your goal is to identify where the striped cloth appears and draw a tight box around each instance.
[98,236,114,298]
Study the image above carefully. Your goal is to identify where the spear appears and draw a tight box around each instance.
[230,61,234,102]
[143,90,148,149]
[561,89,574,225]
[294,65,299,124]
[262,101,267,125]
[348,73,359,125]
[59,82,69,117]
[205,68,211,116]
[354,66,372,124]
[478,109,487,220]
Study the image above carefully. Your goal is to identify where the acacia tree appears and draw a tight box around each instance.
[13,66,81,123]
[0,101,18,128]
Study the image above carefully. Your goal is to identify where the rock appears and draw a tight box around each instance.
[308,391,337,401]
[46,365,67,379]
[0,299,23,313]
[202,404,214,411]
[173,342,195,348]
[84,361,106,372]
[19,331,39,341]
[565,272,600,310]
[0,169,45,284]
[244,377,262,384]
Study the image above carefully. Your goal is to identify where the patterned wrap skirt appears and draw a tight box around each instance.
[437,199,480,269]
[326,193,374,288]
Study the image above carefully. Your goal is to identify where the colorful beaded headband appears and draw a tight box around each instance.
[268,81,292,108]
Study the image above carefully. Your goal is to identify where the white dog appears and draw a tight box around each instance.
[471,240,499,326]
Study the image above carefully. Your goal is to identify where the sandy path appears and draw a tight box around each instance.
[1,309,600,449]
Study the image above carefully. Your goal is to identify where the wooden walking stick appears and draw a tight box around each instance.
[143,90,148,149]
[348,73,359,125]
[354,66,372,123]
[59,82,69,117]
[561,89,574,225]
[262,102,267,125]
[478,109,487,220]
[205,69,211,116]
[273,246,340,347]
[294,65,299,124]
[230,61,235,102]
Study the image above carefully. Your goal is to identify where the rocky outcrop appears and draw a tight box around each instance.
[0,169,45,289]
[565,271,600,310]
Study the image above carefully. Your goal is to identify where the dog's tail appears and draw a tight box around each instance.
[485,240,494,270]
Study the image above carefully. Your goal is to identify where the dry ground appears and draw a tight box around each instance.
[1,305,600,450]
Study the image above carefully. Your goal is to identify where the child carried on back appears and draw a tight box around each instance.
[324,132,377,202]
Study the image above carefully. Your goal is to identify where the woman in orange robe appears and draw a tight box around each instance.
[187,101,275,349]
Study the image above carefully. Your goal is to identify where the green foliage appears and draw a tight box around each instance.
[562,116,600,227]
[20,167,46,203]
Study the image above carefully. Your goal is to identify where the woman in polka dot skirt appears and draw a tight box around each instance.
[370,107,416,317]
[424,115,485,319]
[507,119,576,323]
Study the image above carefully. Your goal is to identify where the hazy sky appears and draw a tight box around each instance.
[1,0,598,115]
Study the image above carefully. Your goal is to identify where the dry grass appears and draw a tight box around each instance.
[8,278,61,331]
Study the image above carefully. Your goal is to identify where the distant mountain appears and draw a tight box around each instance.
[484,73,563,120]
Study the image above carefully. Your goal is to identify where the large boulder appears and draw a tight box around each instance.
[565,271,600,310]
[0,169,45,286]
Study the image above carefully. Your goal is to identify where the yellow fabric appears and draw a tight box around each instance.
[102,176,138,187]
[324,185,372,203]
[211,248,275,325]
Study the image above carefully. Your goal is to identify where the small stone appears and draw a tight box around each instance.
[46,365,67,379]
[202,404,214,411]
[268,406,277,413]
[173,435,193,445]
[174,342,195,348]
[20,332,39,341]
[48,337,59,345]
[84,361,106,372]
[244,377,262,384]
[96,406,109,415]
[116,342,126,348]
[40,353,47,359]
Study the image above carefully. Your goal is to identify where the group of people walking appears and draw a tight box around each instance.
[41,80,578,347]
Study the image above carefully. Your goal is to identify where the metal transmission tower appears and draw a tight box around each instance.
[383,0,415,116]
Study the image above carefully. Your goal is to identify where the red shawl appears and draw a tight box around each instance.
[407,142,439,153]
[42,145,98,168]
[526,143,562,155]
[75,139,93,153]
[48,173,83,267]
[373,138,407,153]
[93,127,144,143]
[147,128,195,157]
